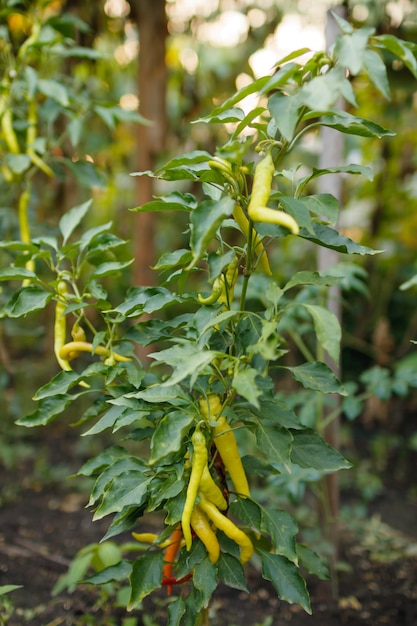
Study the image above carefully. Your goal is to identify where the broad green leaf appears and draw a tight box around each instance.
[299,193,339,224]
[64,159,105,188]
[261,60,303,93]
[232,367,262,408]
[167,596,187,626]
[38,78,69,106]
[193,558,217,607]
[290,428,352,472]
[149,410,193,464]
[93,470,150,520]
[0,585,23,595]
[302,304,341,364]
[134,384,189,405]
[132,150,211,182]
[363,49,390,99]
[77,446,130,477]
[88,458,147,506]
[334,28,374,75]
[320,111,395,138]
[132,191,197,213]
[91,259,133,278]
[85,560,132,585]
[297,544,329,580]
[375,34,417,78]
[114,286,183,317]
[0,267,36,281]
[59,200,92,244]
[283,271,341,292]
[128,552,165,610]
[260,508,298,564]
[284,362,347,395]
[268,92,301,142]
[254,421,293,470]
[16,394,82,427]
[196,107,245,124]
[149,344,217,387]
[33,370,83,400]
[187,196,234,270]
[82,405,126,436]
[299,67,354,110]
[217,553,249,593]
[153,249,192,271]
[300,223,379,256]
[247,320,284,361]
[260,550,311,613]
[297,164,373,195]
[6,153,31,174]
[230,498,262,532]
[278,197,313,232]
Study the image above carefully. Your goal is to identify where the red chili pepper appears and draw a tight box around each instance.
[161,573,193,587]
[162,524,183,595]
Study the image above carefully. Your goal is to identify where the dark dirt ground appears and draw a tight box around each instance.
[1,426,417,626]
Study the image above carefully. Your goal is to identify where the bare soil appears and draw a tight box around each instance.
[1,428,417,626]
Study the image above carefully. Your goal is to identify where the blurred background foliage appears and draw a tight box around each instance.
[1,0,417,510]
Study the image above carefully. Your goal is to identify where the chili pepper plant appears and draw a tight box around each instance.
[1,13,416,626]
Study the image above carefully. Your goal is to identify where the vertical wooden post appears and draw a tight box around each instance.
[132,0,167,286]
[317,5,346,586]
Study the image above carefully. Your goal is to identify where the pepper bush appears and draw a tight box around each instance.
[1,14,416,625]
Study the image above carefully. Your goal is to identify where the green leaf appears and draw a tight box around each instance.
[149,344,217,387]
[299,67,352,110]
[300,223,379,256]
[0,585,23,595]
[334,28,374,75]
[16,393,82,427]
[232,367,262,408]
[259,550,311,613]
[268,92,301,142]
[198,76,270,119]
[375,34,417,78]
[278,197,313,232]
[229,498,262,532]
[6,153,31,174]
[299,193,339,224]
[196,107,245,124]
[363,49,390,99]
[93,470,150,520]
[114,286,183,317]
[149,410,193,465]
[132,191,197,213]
[187,196,235,270]
[297,544,329,580]
[283,271,341,291]
[167,596,187,626]
[85,560,132,585]
[302,304,341,364]
[255,421,293,471]
[284,362,347,395]
[59,200,92,244]
[38,78,69,106]
[320,111,395,138]
[260,508,298,564]
[290,428,352,472]
[217,553,249,593]
[193,557,217,608]
[91,259,133,278]
[64,159,105,188]
[3,285,51,319]
[128,552,165,610]
[0,267,37,281]
[153,249,192,271]
[33,370,83,400]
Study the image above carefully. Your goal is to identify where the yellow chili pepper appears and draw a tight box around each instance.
[198,494,253,564]
[59,341,131,363]
[199,463,227,511]
[213,415,250,498]
[247,152,299,235]
[182,428,208,550]
[190,504,220,564]
[54,281,72,372]
[200,395,222,420]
